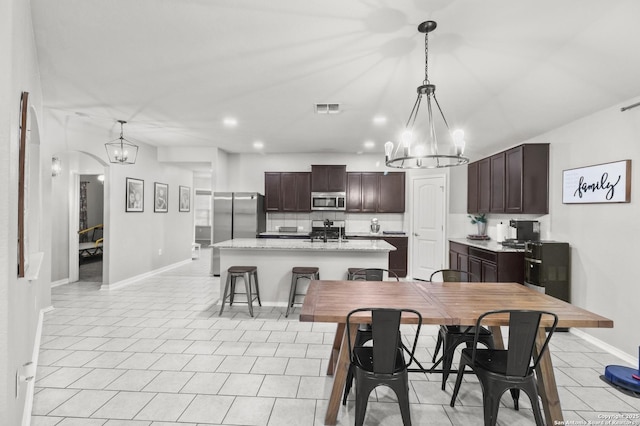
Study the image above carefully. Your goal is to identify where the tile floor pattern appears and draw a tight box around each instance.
[32,249,639,425]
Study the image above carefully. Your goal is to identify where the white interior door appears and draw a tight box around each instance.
[411,176,446,280]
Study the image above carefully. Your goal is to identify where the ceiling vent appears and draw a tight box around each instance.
[314,103,341,114]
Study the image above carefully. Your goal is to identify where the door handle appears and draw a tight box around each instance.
[413,232,419,237]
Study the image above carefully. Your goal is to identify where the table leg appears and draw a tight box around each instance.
[534,327,563,425]
[489,325,505,350]
[324,322,357,425]
[327,323,345,376]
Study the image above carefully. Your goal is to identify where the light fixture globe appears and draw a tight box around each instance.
[385,20,469,169]
[105,120,139,165]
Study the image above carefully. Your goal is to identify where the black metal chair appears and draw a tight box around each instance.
[347,308,422,426]
[429,269,495,390]
[450,309,559,426]
[350,268,399,281]
[342,268,400,404]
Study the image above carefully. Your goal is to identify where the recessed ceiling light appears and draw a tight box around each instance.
[223,117,238,127]
[253,141,264,149]
[364,140,375,149]
[373,115,387,125]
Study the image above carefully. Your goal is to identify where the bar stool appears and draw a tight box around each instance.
[219,266,261,317]
[286,267,319,317]
[347,267,365,280]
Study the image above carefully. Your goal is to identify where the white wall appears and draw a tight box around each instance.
[448,96,640,358]
[0,0,49,423]
[45,116,195,286]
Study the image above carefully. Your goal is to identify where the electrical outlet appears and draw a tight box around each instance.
[158,249,162,255]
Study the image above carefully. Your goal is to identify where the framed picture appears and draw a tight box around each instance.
[126,178,144,212]
[562,160,631,204]
[154,182,168,213]
[179,185,191,212]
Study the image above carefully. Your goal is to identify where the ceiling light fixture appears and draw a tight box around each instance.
[364,140,375,149]
[385,21,469,169]
[223,117,238,127]
[253,141,264,149]
[104,120,138,165]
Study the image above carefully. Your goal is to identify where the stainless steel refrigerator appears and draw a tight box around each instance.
[211,192,266,276]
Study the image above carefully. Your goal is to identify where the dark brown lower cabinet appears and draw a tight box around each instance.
[449,241,524,283]
[348,235,408,278]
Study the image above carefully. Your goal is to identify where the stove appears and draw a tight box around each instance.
[309,219,345,241]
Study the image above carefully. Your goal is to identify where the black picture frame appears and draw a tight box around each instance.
[126,178,144,212]
[154,182,168,213]
[179,185,190,212]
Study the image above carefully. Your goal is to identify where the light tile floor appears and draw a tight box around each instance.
[32,249,640,425]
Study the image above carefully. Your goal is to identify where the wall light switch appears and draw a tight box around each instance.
[158,249,162,255]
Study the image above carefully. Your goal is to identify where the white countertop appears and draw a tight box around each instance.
[213,238,396,252]
[449,237,525,253]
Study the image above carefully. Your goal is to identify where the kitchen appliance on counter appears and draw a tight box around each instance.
[311,192,346,211]
[501,219,540,249]
[211,192,266,276]
[309,219,345,241]
[370,218,380,234]
[524,241,570,302]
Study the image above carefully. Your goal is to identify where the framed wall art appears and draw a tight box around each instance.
[179,186,191,212]
[562,160,631,204]
[154,182,168,213]
[126,178,144,212]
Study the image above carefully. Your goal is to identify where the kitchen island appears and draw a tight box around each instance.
[212,238,395,305]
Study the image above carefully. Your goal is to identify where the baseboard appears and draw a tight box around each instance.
[50,278,69,288]
[22,307,49,426]
[570,328,637,366]
[100,258,193,291]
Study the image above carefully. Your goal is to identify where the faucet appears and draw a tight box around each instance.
[323,219,333,243]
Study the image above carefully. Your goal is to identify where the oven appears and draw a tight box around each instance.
[311,192,346,211]
[524,241,570,302]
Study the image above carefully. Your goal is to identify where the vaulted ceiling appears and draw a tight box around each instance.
[31,0,640,159]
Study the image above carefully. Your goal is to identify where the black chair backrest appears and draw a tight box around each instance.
[352,268,400,281]
[347,308,422,373]
[429,269,476,282]
[472,309,559,377]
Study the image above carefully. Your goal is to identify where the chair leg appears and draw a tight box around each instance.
[355,376,376,426]
[432,331,443,363]
[253,271,262,306]
[285,274,297,318]
[510,388,520,410]
[229,276,236,305]
[449,359,468,407]
[244,272,254,317]
[394,373,412,426]
[441,336,455,390]
[342,365,354,405]
[219,273,232,316]
[482,390,500,426]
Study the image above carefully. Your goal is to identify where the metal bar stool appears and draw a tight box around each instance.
[219,266,261,317]
[347,267,365,280]
[286,267,319,317]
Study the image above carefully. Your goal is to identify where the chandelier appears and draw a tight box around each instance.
[385,21,469,169]
[104,120,139,165]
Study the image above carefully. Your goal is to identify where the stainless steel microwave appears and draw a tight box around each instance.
[311,192,346,211]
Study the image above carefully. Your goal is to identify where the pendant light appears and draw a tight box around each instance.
[385,21,469,169]
[105,120,139,165]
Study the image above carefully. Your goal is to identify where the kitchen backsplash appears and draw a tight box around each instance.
[448,213,550,240]
[267,212,405,234]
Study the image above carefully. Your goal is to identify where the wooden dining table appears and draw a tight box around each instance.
[299,280,614,426]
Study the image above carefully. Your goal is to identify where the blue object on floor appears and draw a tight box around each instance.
[604,346,640,394]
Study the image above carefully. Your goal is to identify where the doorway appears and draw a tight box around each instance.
[77,174,104,282]
[411,175,446,280]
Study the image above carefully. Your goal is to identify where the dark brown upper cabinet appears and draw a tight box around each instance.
[264,172,311,212]
[467,143,549,214]
[346,172,405,213]
[264,172,282,212]
[378,172,406,213]
[467,161,479,213]
[490,152,505,212]
[505,144,549,214]
[311,165,347,192]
